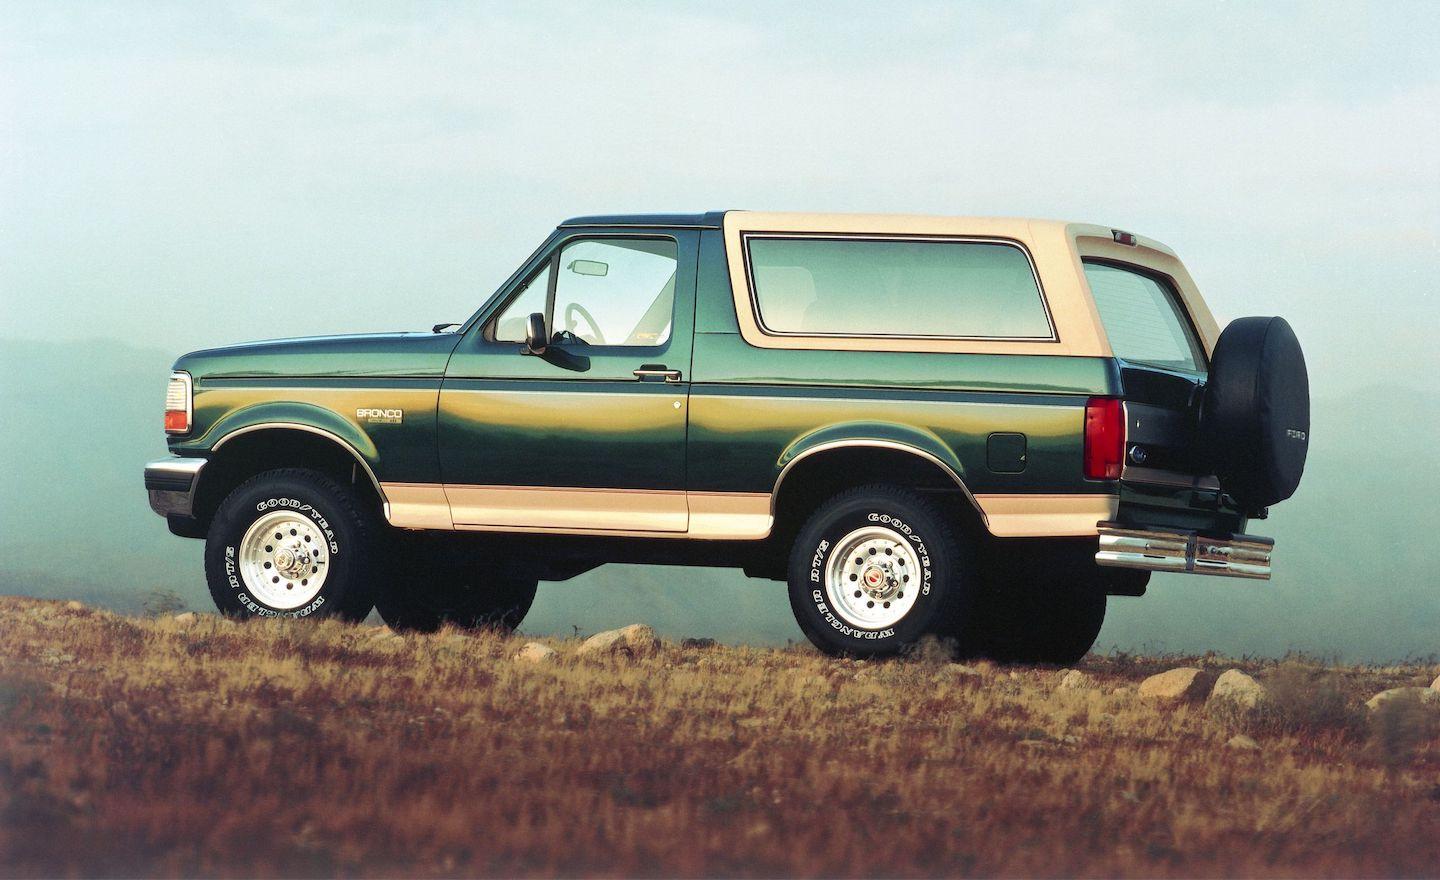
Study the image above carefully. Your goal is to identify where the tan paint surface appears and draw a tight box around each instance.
[687,492,773,540]
[383,484,773,540]
[382,483,453,530]
[973,493,1118,537]
[723,212,1111,356]
[446,484,690,533]
[385,481,1115,540]
[722,211,1216,359]
[1069,226,1220,355]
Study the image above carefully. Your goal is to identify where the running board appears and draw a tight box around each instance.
[1095,522,1273,580]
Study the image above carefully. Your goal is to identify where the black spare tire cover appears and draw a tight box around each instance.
[1199,316,1309,509]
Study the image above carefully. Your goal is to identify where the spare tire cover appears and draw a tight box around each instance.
[1199,316,1310,509]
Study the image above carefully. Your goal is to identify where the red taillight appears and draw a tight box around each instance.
[1084,397,1125,480]
[164,409,189,433]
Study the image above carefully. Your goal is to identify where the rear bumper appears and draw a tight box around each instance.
[144,457,207,518]
[1095,521,1273,580]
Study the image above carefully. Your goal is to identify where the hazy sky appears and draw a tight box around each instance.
[2,1,1437,395]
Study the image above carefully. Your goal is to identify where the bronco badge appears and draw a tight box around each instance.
[356,407,403,425]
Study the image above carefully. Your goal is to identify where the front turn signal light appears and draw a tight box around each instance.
[164,371,192,435]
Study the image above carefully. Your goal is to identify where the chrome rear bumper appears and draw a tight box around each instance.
[1095,522,1273,580]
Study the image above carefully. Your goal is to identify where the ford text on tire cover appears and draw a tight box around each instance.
[142,212,1309,662]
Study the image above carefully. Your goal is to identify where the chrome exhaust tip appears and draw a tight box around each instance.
[1095,522,1272,580]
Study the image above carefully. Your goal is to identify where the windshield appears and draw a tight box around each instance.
[1083,261,1205,372]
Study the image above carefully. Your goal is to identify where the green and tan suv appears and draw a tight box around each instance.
[144,211,1309,662]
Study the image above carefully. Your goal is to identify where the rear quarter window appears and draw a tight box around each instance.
[744,235,1054,340]
[1083,261,1205,372]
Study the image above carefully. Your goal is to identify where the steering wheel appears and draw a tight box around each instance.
[563,302,606,346]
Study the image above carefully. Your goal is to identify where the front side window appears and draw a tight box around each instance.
[493,237,677,348]
[744,235,1053,339]
[1083,261,1204,372]
[493,263,551,342]
[552,238,677,346]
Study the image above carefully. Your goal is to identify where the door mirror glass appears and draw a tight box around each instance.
[566,259,609,277]
[524,313,548,354]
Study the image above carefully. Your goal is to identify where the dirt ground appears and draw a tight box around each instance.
[2,596,1438,878]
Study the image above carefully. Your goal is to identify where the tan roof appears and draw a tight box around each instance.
[721,211,1216,357]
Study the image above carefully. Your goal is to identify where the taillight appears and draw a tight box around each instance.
[1084,397,1125,480]
[164,371,192,434]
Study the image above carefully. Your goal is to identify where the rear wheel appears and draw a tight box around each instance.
[786,485,974,657]
[204,468,379,621]
[375,536,537,633]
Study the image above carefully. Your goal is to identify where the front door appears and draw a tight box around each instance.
[438,228,697,532]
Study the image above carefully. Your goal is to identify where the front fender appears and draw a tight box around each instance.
[185,401,380,470]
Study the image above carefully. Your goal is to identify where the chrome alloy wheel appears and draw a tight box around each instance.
[824,525,921,629]
[238,510,330,609]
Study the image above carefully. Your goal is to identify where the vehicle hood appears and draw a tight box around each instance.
[173,331,464,379]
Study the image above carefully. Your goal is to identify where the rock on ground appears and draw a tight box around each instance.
[1138,667,1212,703]
[173,611,199,625]
[577,623,660,657]
[1207,669,1268,711]
[1226,734,1260,751]
[1365,687,1440,712]
[1431,673,1440,692]
[514,642,557,664]
[1056,669,1090,690]
[65,600,84,611]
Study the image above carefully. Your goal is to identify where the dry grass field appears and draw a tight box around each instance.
[2,595,1439,878]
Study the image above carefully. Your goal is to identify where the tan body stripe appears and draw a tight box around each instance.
[972,494,1118,537]
[382,484,771,540]
[383,483,453,530]
[382,483,1114,540]
[446,484,690,533]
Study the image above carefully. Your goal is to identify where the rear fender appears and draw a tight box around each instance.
[774,421,984,521]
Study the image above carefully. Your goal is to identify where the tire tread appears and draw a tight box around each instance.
[205,468,379,621]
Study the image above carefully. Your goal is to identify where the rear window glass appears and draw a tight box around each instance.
[1083,261,1204,372]
[745,236,1054,339]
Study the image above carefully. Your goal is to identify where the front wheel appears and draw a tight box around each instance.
[787,485,974,657]
[204,468,380,621]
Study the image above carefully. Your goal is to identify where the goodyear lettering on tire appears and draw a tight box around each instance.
[225,496,339,617]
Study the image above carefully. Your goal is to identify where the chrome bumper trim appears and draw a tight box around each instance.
[144,457,207,518]
[1095,522,1272,580]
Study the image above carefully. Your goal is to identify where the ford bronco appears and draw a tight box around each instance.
[144,212,1310,662]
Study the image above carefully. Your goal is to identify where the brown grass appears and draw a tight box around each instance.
[1,596,1438,878]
